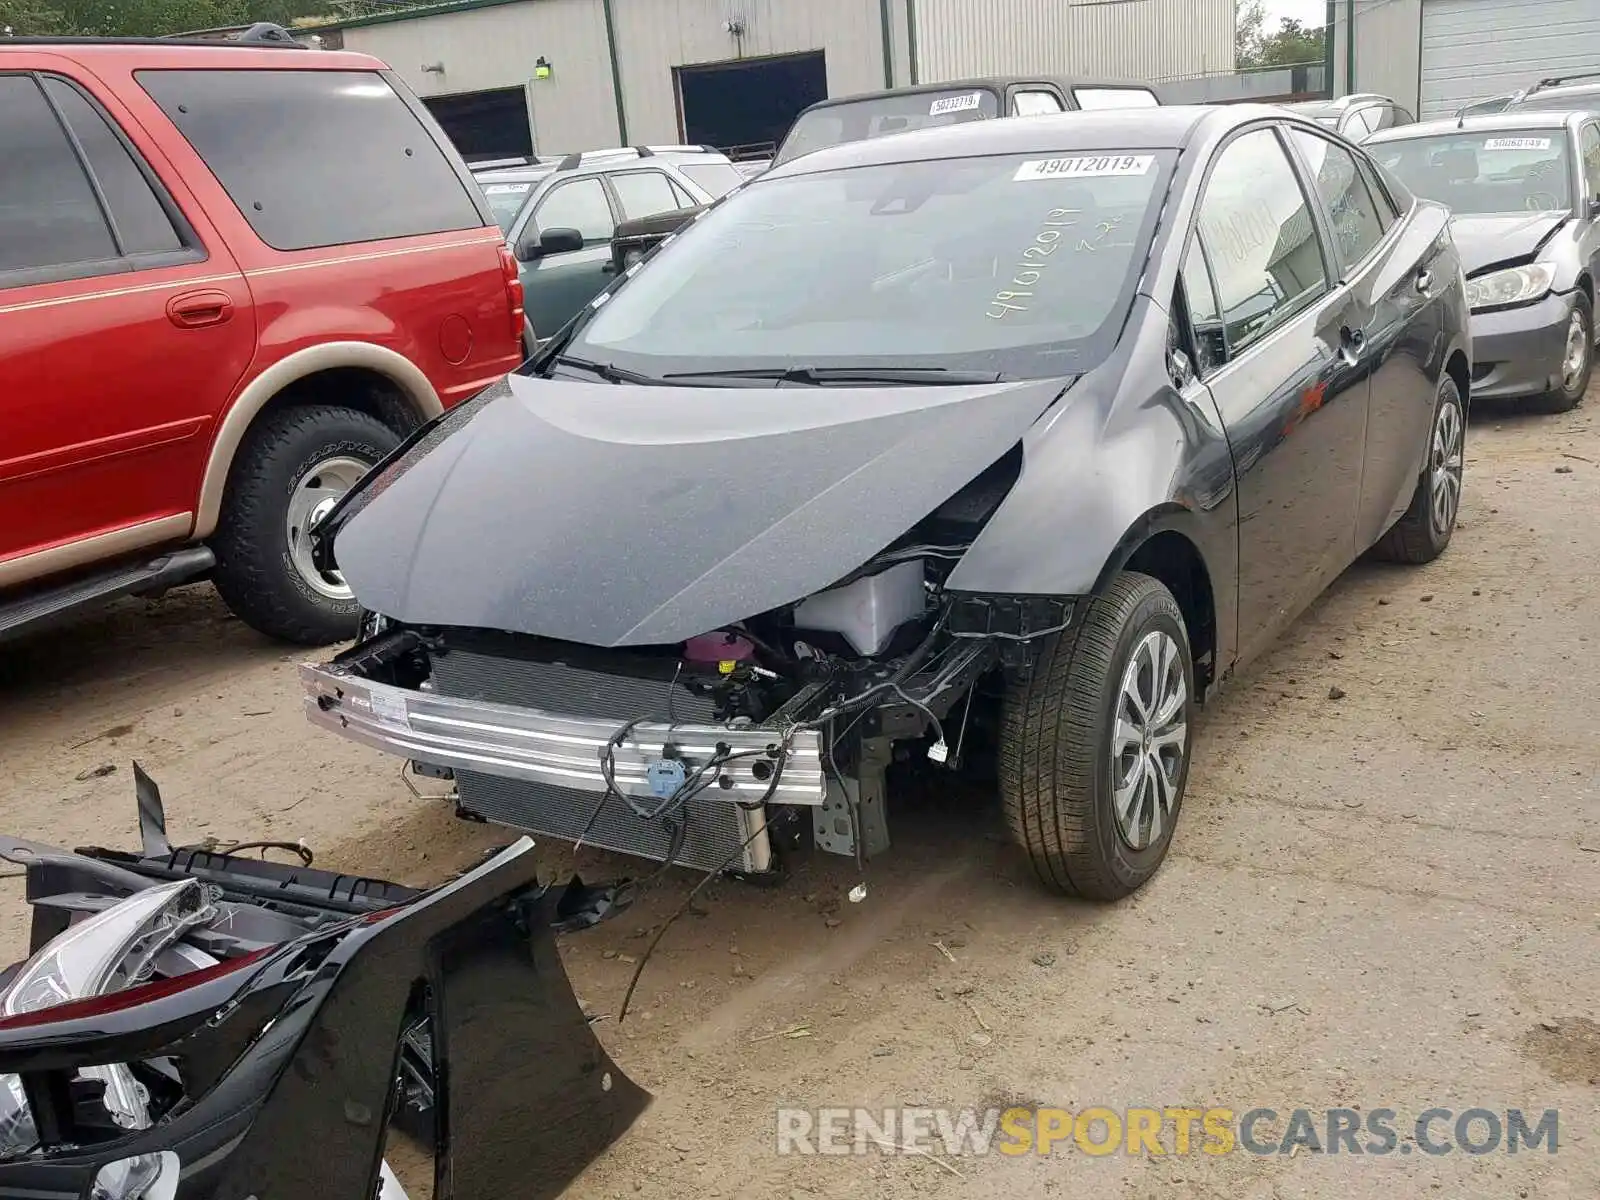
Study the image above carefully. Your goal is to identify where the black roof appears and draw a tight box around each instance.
[768,104,1265,178]
[797,74,1158,114]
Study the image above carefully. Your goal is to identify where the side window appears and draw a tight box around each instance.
[1290,130,1387,273]
[139,69,483,252]
[1013,90,1065,116]
[1580,125,1600,201]
[1343,108,1377,140]
[42,77,184,258]
[534,176,614,242]
[1179,236,1226,375]
[609,170,684,221]
[1073,86,1159,109]
[1355,155,1401,223]
[1196,127,1329,356]
[668,176,697,208]
[1393,105,1415,126]
[0,74,116,277]
[1369,105,1395,132]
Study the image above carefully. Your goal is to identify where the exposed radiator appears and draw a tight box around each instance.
[429,640,769,873]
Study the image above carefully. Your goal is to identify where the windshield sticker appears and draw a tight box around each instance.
[1484,136,1551,151]
[1014,155,1155,181]
[483,183,532,194]
[930,92,983,116]
[986,207,1081,319]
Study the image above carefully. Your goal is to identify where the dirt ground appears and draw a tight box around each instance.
[1,391,1597,1199]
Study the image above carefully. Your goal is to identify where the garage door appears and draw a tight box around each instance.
[1420,0,1600,118]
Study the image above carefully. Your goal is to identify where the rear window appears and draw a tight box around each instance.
[678,161,746,197]
[774,88,1002,164]
[138,69,485,251]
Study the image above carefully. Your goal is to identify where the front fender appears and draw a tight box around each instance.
[944,301,1238,616]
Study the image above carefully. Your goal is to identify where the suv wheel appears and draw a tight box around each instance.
[211,406,400,644]
[1000,571,1194,900]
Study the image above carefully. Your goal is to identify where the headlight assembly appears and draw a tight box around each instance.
[1465,262,1555,311]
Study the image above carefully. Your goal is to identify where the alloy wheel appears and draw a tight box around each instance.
[1111,630,1188,851]
[1429,396,1464,538]
[284,455,367,600]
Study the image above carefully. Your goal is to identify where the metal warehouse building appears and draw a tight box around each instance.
[314,0,1233,159]
[1334,0,1600,119]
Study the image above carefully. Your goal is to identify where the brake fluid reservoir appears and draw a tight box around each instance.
[794,560,925,656]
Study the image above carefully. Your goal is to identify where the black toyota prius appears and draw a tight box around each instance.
[304,105,1471,903]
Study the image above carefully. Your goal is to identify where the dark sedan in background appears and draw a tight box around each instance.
[1369,110,1600,411]
[303,106,1468,904]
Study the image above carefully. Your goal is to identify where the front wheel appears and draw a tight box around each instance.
[1529,294,1591,414]
[1000,571,1194,900]
[211,406,400,645]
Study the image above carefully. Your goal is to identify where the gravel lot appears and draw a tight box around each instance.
[1,391,1596,1198]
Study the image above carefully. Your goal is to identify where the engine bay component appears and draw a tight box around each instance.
[793,560,927,656]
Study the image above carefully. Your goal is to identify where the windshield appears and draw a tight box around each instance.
[479,178,540,232]
[563,150,1175,381]
[774,88,1003,164]
[679,161,746,197]
[1370,131,1571,214]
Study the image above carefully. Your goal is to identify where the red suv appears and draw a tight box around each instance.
[0,33,524,644]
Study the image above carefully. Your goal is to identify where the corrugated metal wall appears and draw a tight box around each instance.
[1331,0,1422,115]
[1418,0,1600,117]
[909,0,1233,85]
[609,0,888,145]
[341,0,619,153]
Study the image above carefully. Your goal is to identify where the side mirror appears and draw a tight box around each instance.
[1588,196,1600,219]
[516,226,585,261]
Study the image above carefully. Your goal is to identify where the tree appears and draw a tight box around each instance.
[0,0,69,34]
[0,0,332,35]
[1237,0,1327,70]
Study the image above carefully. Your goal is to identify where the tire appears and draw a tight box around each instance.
[1000,571,1194,900]
[1528,293,1592,414]
[211,406,400,645]
[1370,373,1465,565]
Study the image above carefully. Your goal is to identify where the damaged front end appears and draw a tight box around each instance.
[302,370,1082,877]
[0,768,646,1198]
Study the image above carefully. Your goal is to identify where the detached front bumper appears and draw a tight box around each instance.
[1469,290,1577,400]
[301,662,827,808]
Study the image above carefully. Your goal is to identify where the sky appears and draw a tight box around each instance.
[1262,0,1329,28]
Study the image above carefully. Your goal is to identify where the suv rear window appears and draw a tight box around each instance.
[138,69,485,251]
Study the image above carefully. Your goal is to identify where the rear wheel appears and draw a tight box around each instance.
[211,406,399,645]
[1370,373,1464,564]
[1000,572,1193,900]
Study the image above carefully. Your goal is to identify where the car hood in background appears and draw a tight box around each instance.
[1451,211,1568,275]
[333,374,1067,646]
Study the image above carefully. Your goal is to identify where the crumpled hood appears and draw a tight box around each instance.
[334,373,1068,646]
[1452,211,1567,275]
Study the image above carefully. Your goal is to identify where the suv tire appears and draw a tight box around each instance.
[1000,571,1194,900]
[211,406,399,645]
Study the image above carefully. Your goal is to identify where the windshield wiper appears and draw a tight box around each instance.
[551,355,661,385]
[661,365,1006,386]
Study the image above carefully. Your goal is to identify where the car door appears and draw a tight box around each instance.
[1289,129,1440,549]
[1576,122,1600,281]
[1184,124,1370,663]
[0,69,253,581]
[512,173,617,336]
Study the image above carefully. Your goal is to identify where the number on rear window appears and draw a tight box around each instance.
[137,69,483,251]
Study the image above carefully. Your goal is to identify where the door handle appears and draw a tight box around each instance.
[166,290,235,329]
[1415,269,1433,295]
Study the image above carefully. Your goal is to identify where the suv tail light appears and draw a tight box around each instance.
[499,245,525,344]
